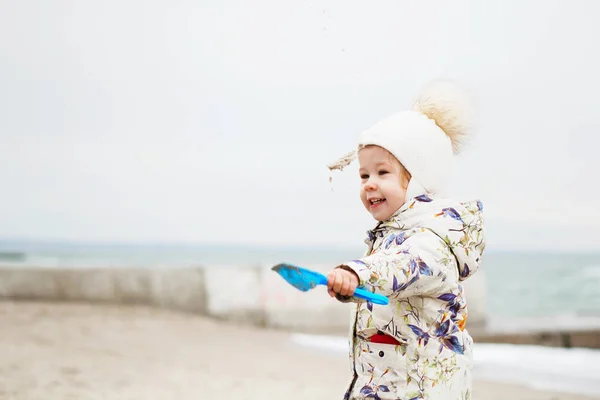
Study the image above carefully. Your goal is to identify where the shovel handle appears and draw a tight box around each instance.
[353,287,389,305]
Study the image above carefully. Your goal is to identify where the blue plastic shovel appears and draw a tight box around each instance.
[271,263,389,306]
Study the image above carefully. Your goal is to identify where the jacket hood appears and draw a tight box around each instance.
[377,194,485,281]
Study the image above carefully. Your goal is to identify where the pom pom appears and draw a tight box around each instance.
[412,80,473,154]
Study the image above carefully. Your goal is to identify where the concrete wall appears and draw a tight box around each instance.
[473,329,600,349]
[260,266,353,334]
[0,267,207,313]
[0,264,488,334]
[1,266,598,349]
[462,269,487,331]
[2,266,598,349]
[200,266,352,333]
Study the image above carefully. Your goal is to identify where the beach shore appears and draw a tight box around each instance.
[0,301,597,400]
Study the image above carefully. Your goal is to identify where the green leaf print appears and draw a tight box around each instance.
[406,391,423,400]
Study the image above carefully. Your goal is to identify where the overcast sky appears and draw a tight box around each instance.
[1,0,598,251]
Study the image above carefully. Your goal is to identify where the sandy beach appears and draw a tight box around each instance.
[0,301,597,400]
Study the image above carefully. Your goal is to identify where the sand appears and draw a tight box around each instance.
[0,301,597,400]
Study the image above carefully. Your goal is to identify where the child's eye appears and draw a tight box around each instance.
[360,174,369,180]
[378,170,389,176]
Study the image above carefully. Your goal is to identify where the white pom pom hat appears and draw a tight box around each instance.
[328,80,473,199]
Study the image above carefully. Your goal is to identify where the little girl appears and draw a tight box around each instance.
[326,81,486,400]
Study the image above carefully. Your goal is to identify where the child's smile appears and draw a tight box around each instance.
[367,197,386,208]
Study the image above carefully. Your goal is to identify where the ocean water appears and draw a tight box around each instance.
[483,251,600,319]
[1,239,599,322]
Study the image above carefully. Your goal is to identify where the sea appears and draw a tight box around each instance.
[1,239,599,323]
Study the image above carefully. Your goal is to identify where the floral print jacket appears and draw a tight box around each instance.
[339,194,485,400]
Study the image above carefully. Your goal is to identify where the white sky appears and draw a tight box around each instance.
[0,0,599,251]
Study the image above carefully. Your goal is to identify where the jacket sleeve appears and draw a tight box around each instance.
[339,229,457,301]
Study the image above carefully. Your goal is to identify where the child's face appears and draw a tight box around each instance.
[358,145,410,222]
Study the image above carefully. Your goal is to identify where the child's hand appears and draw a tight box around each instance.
[326,267,359,298]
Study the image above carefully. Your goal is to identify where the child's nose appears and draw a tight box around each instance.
[364,179,377,191]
